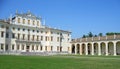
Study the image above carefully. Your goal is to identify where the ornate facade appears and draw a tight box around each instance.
[0,11,71,55]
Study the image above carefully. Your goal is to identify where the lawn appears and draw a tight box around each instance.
[0,55,120,69]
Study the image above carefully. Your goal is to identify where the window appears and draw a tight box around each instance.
[51,46,53,51]
[33,20,35,25]
[32,35,35,40]
[5,44,8,51]
[23,28,25,31]
[6,33,9,38]
[28,20,30,24]
[23,19,25,24]
[32,45,34,50]
[37,35,39,41]
[1,31,4,37]
[51,32,53,34]
[36,45,38,50]
[28,35,30,40]
[45,46,47,51]
[12,33,15,38]
[28,29,30,32]
[12,44,14,50]
[1,25,4,28]
[33,30,35,32]
[57,46,59,51]
[51,36,53,41]
[41,36,43,41]
[45,36,49,41]
[22,45,24,50]
[18,18,20,23]
[18,34,20,39]
[40,46,42,50]
[6,27,9,29]
[37,30,39,33]
[1,44,4,50]
[18,28,20,31]
[37,21,39,26]
[57,33,59,35]
[17,45,19,50]
[13,27,15,30]
[57,37,60,42]
[23,34,25,40]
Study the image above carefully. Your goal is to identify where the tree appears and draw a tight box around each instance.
[98,33,103,36]
[88,32,93,37]
[82,35,86,38]
[94,35,97,37]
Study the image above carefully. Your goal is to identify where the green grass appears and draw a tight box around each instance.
[0,55,120,69]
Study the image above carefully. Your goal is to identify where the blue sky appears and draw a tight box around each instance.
[0,0,120,38]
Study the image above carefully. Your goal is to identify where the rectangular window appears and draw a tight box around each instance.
[51,46,53,51]
[6,33,9,38]
[22,45,24,50]
[41,36,43,41]
[28,35,30,40]
[23,34,25,40]
[17,45,19,50]
[33,20,35,25]
[32,45,34,50]
[18,34,20,39]
[37,35,39,41]
[1,31,4,37]
[32,35,35,40]
[57,46,59,51]
[12,44,14,50]
[57,37,60,42]
[12,33,15,38]
[45,46,47,51]
[36,45,38,50]
[1,44,4,50]
[51,36,53,41]
[40,46,42,50]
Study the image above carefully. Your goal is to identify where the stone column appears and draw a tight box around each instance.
[85,43,88,55]
[80,44,82,55]
[113,42,117,56]
[75,44,77,55]
[105,42,108,56]
[91,43,94,55]
[98,42,101,55]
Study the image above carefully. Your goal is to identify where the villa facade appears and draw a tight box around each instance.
[0,11,71,54]
[0,11,120,56]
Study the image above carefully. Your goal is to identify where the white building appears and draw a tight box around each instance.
[0,11,71,55]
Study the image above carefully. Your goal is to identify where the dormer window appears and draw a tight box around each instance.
[28,20,30,25]
[18,18,20,23]
[23,19,25,24]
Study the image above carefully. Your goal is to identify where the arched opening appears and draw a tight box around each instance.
[94,43,98,55]
[101,42,106,55]
[108,42,114,55]
[88,43,92,55]
[116,41,120,55]
[71,44,75,54]
[76,44,80,54]
[81,43,86,55]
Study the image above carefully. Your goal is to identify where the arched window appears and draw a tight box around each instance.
[33,20,35,25]
[18,18,20,23]
[28,20,30,25]
[23,19,25,24]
